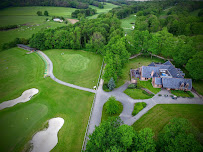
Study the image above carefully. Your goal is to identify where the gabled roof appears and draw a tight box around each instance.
[162,78,192,90]
[163,60,173,66]
[148,62,155,66]
[155,77,162,85]
[153,72,159,77]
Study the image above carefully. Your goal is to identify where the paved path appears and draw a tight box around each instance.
[86,80,203,137]
[37,51,96,93]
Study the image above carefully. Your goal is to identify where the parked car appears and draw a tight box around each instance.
[172,95,177,99]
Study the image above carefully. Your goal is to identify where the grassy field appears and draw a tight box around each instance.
[132,104,203,137]
[0,48,96,152]
[124,88,153,99]
[121,14,136,34]
[44,49,103,89]
[88,3,118,19]
[116,56,164,87]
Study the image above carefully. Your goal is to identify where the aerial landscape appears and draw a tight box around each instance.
[0,0,202,152]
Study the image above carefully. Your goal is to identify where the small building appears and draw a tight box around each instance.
[53,18,63,22]
[131,61,192,91]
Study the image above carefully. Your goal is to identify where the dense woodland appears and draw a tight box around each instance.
[0,0,105,9]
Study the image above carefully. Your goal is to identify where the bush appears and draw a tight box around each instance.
[132,102,147,116]
[104,96,122,115]
[142,90,154,97]
[37,11,42,16]
[1,38,29,50]
[0,25,18,31]
[158,94,162,96]
[128,83,137,89]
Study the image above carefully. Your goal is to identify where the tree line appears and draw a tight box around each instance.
[86,117,202,152]
[0,0,104,9]
[71,8,96,19]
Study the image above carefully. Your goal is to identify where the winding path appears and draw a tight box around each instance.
[37,51,96,93]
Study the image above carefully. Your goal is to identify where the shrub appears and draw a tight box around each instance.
[108,77,116,91]
[104,96,121,115]
[158,94,162,96]
[128,83,137,89]
[132,102,147,116]
[0,24,18,31]
[142,90,154,97]
[37,11,42,16]
[44,10,49,16]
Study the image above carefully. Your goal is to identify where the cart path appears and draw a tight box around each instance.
[38,51,96,93]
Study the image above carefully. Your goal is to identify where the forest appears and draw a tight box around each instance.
[0,0,105,9]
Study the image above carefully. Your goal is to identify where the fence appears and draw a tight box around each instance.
[81,59,104,151]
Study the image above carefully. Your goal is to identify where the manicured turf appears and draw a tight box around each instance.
[121,14,136,34]
[132,104,203,137]
[116,56,164,87]
[171,90,194,98]
[101,100,123,122]
[138,79,161,94]
[124,88,153,99]
[88,3,118,19]
[193,80,203,96]
[44,49,103,89]
[0,48,95,152]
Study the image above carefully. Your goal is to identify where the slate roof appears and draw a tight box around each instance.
[163,60,173,66]
[148,62,155,66]
[155,77,162,85]
[162,78,192,90]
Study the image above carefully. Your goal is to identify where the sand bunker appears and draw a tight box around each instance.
[67,19,79,24]
[31,117,64,152]
[0,88,39,110]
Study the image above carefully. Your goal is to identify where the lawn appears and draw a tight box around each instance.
[121,14,136,34]
[171,90,194,98]
[44,49,103,89]
[124,88,153,99]
[116,56,164,88]
[138,79,161,94]
[132,102,147,116]
[193,80,203,96]
[0,48,95,152]
[88,3,118,19]
[132,104,203,137]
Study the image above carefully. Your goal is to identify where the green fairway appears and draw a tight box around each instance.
[121,14,136,34]
[88,3,118,19]
[132,104,203,137]
[0,48,95,152]
[116,56,164,87]
[44,49,103,89]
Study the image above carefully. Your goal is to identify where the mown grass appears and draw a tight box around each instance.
[101,100,123,122]
[44,49,103,89]
[121,14,136,34]
[116,56,164,88]
[138,79,161,94]
[88,3,118,19]
[0,48,95,152]
[132,104,203,137]
[124,88,153,99]
[171,90,194,98]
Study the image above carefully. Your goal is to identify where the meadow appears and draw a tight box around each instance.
[132,104,203,137]
[0,48,98,152]
[44,49,103,89]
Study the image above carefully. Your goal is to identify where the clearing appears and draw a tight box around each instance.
[121,14,136,34]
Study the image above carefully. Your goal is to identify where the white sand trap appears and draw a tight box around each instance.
[31,117,64,152]
[0,88,39,110]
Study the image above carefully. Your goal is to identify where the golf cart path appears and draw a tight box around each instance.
[38,51,96,93]
[0,88,39,110]
[31,117,64,152]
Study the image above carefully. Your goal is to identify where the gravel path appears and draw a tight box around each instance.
[31,117,64,152]
[0,88,39,110]
[38,51,96,93]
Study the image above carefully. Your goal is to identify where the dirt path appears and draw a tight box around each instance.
[67,19,79,24]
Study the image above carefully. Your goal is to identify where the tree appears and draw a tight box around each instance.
[108,77,116,91]
[37,11,42,16]
[158,118,203,152]
[44,10,49,16]
[104,96,120,115]
[186,51,203,80]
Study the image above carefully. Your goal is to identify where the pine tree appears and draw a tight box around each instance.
[108,77,116,90]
